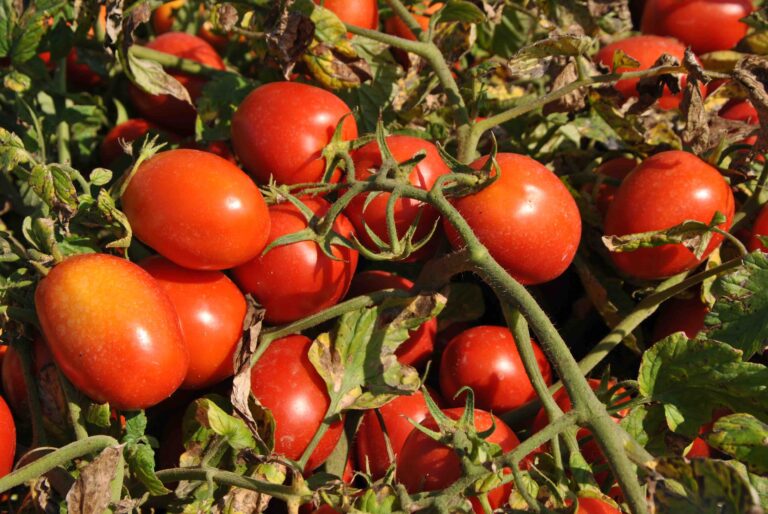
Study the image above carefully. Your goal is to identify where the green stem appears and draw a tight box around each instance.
[713,227,748,257]
[129,45,226,76]
[0,435,118,493]
[384,0,424,41]
[14,339,47,447]
[732,159,768,232]
[297,402,339,470]
[57,371,88,441]
[56,121,71,165]
[502,411,579,468]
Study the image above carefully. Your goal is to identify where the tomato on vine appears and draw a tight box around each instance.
[0,396,14,478]
[315,0,379,30]
[651,295,708,343]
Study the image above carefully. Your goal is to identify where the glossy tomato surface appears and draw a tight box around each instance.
[0,396,14,478]
[141,256,247,389]
[231,82,358,185]
[35,254,189,410]
[346,271,436,368]
[355,388,441,479]
[749,202,768,252]
[641,0,753,54]
[397,407,519,513]
[250,335,343,470]
[445,153,581,285]
[595,35,691,110]
[122,149,270,270]
[315,0,379,30]
[604,150,735,280]
[345,136,450,258]
[440,325,551,412]
[651,295,708,343]
[129,32,225,134]
[233,196,358,325]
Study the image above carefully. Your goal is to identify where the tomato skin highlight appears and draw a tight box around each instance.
[397,407,519,513]
[250,335,343,470]
[140,256,247,390]
[444,153,581,285]
[315,0,379,30]
[122,149,270,270]
[128,32,225,134]
[439,325,552,412]
[604,150,735,280]
[35,254,189,410]
[0,396,14,478]
[345,136,450,259]
[231,82,358,185]
[641,0,753,54]
[233,196,358,325]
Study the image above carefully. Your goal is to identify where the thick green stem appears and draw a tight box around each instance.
[57,371,88,441]
[384,0,424,40]
[129,45,226,76]
[56,121,71,164]
[155,467,310,502]
[502,411,579,469]
[297,401,339,470]
[0,435,118,493]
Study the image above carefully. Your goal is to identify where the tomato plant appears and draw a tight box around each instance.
[315,0,379,30]
[651,295,708,343]
[0,396,14,478]
[576,497,623,514]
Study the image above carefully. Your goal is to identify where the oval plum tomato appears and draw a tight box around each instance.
[721,100,759,148]
[641,0,753,54]
[595,35,693,110]
[128,32,225,134]
[345,136,450,259]
[231,82,358,185]
[122,149,270,270]
[315,0,379,30]
[99,118,171,166]
[0,396,14,478]
[140,256,247,390]
[581,156,639,217]
[749,202,768,252]
[444,153,581,285]
[233,196,358,325]
[604,150,735,280]
[347,271,436,368]
[440,325,552,412]
[575,497,622,514]
[250,335,343,470]
[651,295,708,343]
[355,388,442,479]
[397,407,520,513]
[35,254,189,410]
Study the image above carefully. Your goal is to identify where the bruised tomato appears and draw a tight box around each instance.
[233,196,358,325]
[604,150,735,280]
[231,82,358,185]
[444,153,581,285]
[35,254,189,410]
[250,335,343,470]
[141,256,246,390]
[122,149,270,270]
[0,396,14,478]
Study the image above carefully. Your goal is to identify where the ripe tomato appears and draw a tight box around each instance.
[641,0,753,54]
[100,119,171,166]
[2,338,53,416]
[250,335,343,470]
[347,271,436,368]
[575,497,622,514]
[140,256,246,390]
[0,396,14,478]
[595,35,692,110]
[315,0,379,30]
[685,437,711,458]
[581,157,638,217]
[397,407,520,513]
[128,32,225,134]
[604,150,735,280]
[35,254,189,410]
[651,295,708,343]
[122,149,270,270]
[345,136,450,259]
[231,82,358,185]
[66,48,103,88]
[721,100,759,148]
[233,196,358,325]
[355,388,442,479]
[444,153,581,285]
[384,3,442,41]
[153,0,185,34]
[749,202,768,252]
[440,325,551,412]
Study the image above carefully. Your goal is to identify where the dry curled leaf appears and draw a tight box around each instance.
[733,55,768,155]
[543,60,587,114]
[266,2,315,78]
[680,49,710,154]
[66,445,124,514]
[631,53,681,113]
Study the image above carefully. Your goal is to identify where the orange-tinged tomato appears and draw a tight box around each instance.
[35,254,189,410]
[153,0,185,34]
[0,396,14,478]
[315,0,379,30]
[384,2,442,41]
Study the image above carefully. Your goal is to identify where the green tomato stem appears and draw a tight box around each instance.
[384,0,424,41]
[155,467,310,502]
[57,370,89,441]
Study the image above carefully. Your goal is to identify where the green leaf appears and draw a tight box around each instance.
[729,460,768,510]
[125,46,191,104]
[195,398,256,451]
[0,127,31,171]
[196,73,256,141]
[435,1,485,23]
[707,413,768,474]
[621,403,676,456]
[125,441,170,496]
[704,251,768,359]
[639,334,768,436]
[123,411,148,443]
[85,402,112,428]
[29,164,79,217]
[89,168,113,187]
[3,70,31,92]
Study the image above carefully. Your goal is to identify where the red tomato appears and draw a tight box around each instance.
[153,0,185,34]
[641,0,753,54]
[231,82,358,185]
[355,388,442,479]
[122,149,270,270]
[0,396,14,478]
[722,100,759,148]
[315,0,379,30]
[749,202,768,252]
[128,32,225,134]
[346,271,436,368]
[35,254,189,410]
[384,3,442,41]
[440,325,552,412]
[1,338,53,417]
[100,118,171,166]
[685,437,712,458]
[345,136,450,259]
[651,295,708,343]
[233,196,358,325]
[140,256,246,390]
[595,35,693,110]
[66,48,103,88]
[604,151,735,280]
[581,157,638,217]
[576,497,623,514]
[444,153,581,285]
[250,335,343,470]
[397,407,519,513]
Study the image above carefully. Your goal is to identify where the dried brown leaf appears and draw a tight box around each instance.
[217,3,238,31]
[66,446,123,514]
[733,55,768,155]
[543,60,587,114]
[680,50,710,154]
[266,3,315,78]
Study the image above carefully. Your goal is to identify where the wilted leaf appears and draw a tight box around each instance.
[125,46,192,104]
[543,60,586,114]
[680,49,710,154]
[612,48,640,70]
[266,3,314,75]
[734,55,768,153]
[707,413,768,474]
[303,41,371,89]
[66,445,123,514]
[435,1,485,24]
